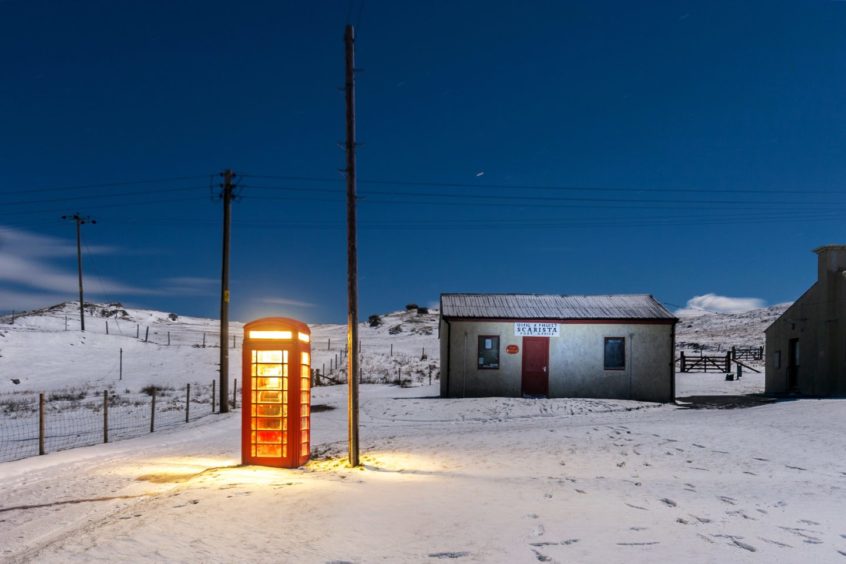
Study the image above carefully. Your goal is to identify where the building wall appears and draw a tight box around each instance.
[765,246,846,397]
[765,286,819,394]
[441,319,675,402]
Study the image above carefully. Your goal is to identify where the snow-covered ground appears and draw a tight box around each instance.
[1,378,845,562]
[2,302,845,561]
[0,301,781,464]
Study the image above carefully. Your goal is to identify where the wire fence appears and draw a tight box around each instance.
[0,382,234,463]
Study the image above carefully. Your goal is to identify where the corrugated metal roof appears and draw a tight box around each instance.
[440,293,676,320]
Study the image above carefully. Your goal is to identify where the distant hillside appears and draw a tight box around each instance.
[675,304,790,353]
[0,302,440,395]
[0,300,791,396]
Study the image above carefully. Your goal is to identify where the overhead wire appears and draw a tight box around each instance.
[240,173,846,196]
[0,185,208,207]
[8,175,210,195]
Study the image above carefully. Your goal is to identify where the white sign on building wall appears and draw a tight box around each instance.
[514,322,560,337]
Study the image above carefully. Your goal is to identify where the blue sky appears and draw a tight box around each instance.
[1,0,845,322]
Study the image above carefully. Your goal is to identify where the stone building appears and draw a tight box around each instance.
[439,293,677,402]
[765,245,846,396]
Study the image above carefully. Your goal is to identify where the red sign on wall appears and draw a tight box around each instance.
[506,344,519,354]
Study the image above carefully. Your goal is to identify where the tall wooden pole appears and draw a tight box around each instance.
[344,24,360,467]
[219,170,234,413]
[62,213,94,331]
[75,219,85,331]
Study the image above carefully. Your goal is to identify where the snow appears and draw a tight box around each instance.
[2,380,846,562]
[3,302,845,562]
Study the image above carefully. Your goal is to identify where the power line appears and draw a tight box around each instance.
[0,196,203,219]
[9,175,210,195]
[240,173,846,196]
[0,186,207,207]
[243,192,846,209]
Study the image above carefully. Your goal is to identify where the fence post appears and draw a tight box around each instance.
[680,351,686,373]
[396,367,401,385]
[150,388,156,433]
[731,346,736,360]
[322,363,325,379]
[103,390,109,444]
[136,324,139,338]
[39,393,45,455]
[185,384,190,423]
[328,337,330,351]
[119,348,123,380]
[144,327,149,343]
[203,332,206,348]
[233,335,236,349]
[232,378,237,409]
[106,320,109,335]
[168,332,171,346]
[390,343,393,356]
[725,352,731,373]
[212,379,216,413]
[65,315,68,330]
[429,365,432,385]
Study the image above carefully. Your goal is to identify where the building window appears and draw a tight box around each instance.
[478,335,500,369]
[604,337,625,370]
[774,350,781,369]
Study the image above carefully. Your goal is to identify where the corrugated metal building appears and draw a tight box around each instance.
[439,293,678,402]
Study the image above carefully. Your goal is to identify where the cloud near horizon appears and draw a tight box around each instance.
[160,276,219,296]
[261,297,316,308]
[676,293,766,316]
[0,225,158,311]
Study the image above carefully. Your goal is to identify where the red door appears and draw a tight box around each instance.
[522,337,549,396]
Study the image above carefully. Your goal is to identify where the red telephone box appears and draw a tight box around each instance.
[242,317,311,468]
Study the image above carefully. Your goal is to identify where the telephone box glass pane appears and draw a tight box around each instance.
[256,418,282,430]
[257,350,283,363]
[257,445,282,457]
[256,364,283,377]
[258,391,282,402]
[250,349,288,458]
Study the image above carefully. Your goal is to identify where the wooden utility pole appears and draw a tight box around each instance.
[344,24,360,467]
[61,213,95,331]
[219,170,235,413]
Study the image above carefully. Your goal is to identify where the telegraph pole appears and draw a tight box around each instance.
[219,170,235,413]
[61,213,95,331]
[344,24,360,467]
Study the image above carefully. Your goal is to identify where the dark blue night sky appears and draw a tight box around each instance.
[1,1,845,322]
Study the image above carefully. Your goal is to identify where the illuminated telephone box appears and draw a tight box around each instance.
[242,317,311,468]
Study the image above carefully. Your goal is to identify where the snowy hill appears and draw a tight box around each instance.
[675,303,790,354]
[0,302,439,397]
[0,300,792,397]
